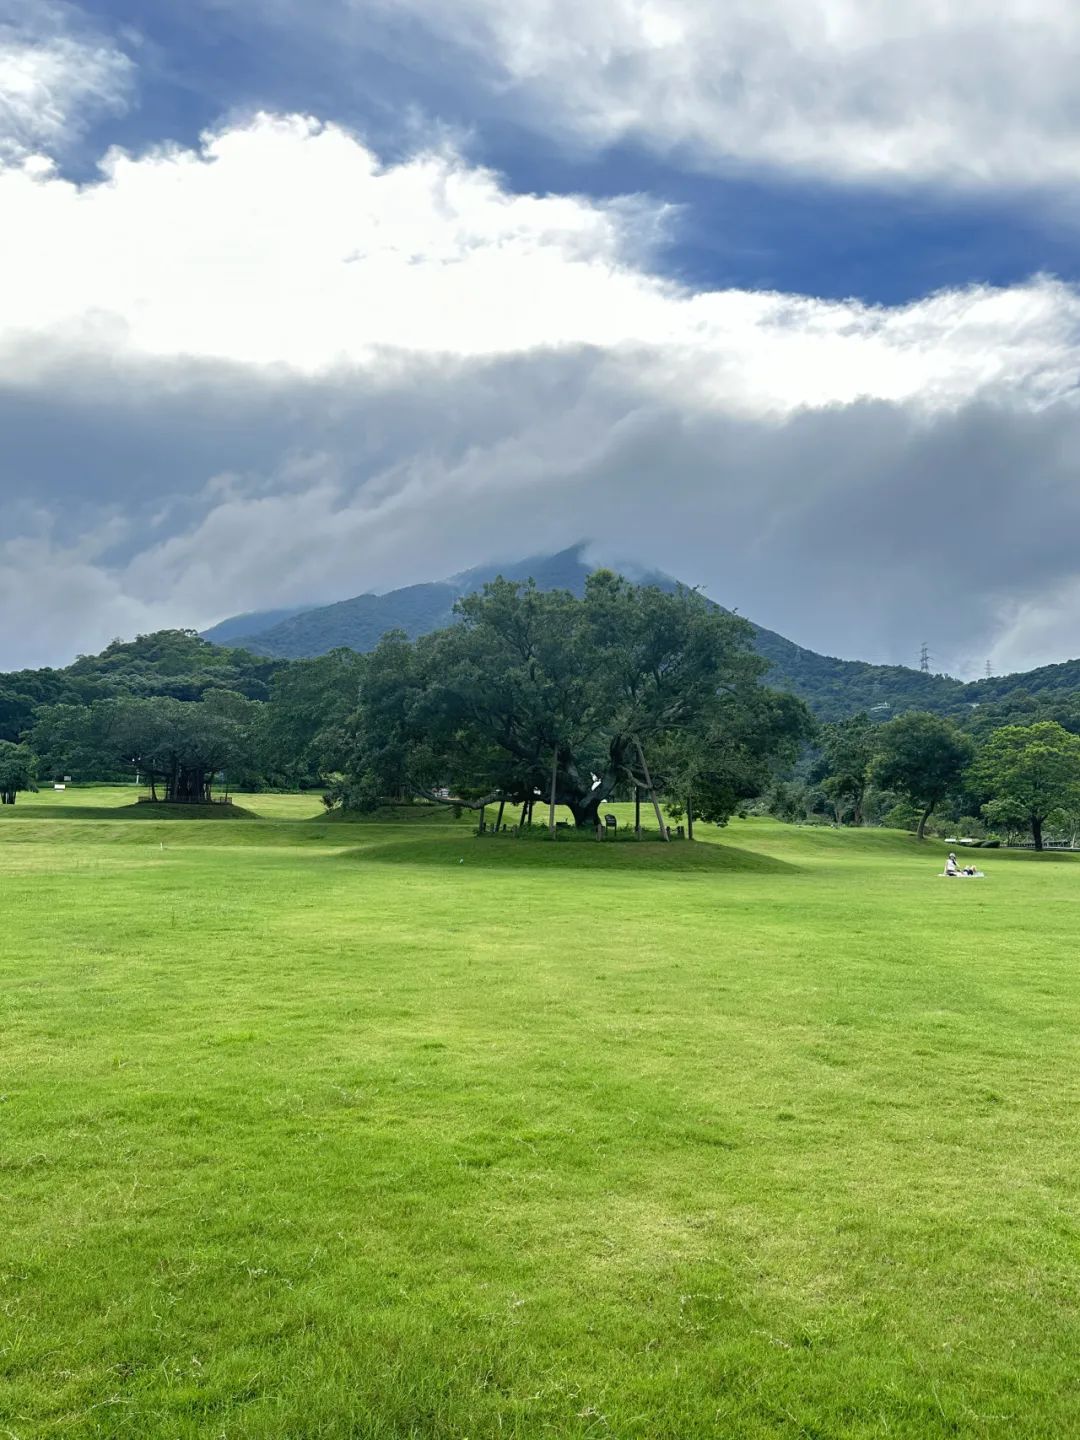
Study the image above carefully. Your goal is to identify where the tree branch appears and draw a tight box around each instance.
[410,784,503,811]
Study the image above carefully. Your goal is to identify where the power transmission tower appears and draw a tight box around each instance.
[920,642,930,673]
[985,659,992,679]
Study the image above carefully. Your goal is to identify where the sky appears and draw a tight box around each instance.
[4,2,1080,676]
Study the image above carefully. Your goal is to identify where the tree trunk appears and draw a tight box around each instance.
[495,799,505,833]
[162,765,215,803]
[635,786,641,836]
[687,793,694,841]
[566,792,604,829]
[549,747,558,837]
[1033,815,1044,851]
[916,804,933,840]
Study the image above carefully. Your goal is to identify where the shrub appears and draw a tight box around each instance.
[884,800,921,831]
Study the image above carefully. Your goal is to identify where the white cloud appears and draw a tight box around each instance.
[2,112,1079,411]
[0,3,134,161]
[359,0,1080,189]
[4,113,1080,675]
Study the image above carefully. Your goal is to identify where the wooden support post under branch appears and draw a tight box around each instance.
[549,745,558,838]
[633,738,669,841]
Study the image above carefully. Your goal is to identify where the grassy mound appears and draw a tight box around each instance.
[317,801,464,824]
[349,832,799,872]
[110,799,259,819]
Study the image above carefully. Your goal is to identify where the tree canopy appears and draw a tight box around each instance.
[32,692,261,803]
[815,713,878,825]
[968,721,1080,850]
[0,631,282,744]
[0,741,36,805]
[341,573,812,829]
[871,712,974,839]
[262,649,366,789]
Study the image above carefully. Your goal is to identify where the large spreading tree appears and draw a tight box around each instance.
[32,691,260,802]
[871,711,974,839]
[968,721,1080,850]
[341,572,811,830]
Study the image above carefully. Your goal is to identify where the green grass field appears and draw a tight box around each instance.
[2,789,1078,1438]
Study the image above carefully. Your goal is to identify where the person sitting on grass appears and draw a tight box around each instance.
[945,851,977,876]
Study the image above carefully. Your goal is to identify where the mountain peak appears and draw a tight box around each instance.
[447,541,592,590]
[203,545,682,661]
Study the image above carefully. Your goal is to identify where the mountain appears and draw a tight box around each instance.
[202,545,1080,721]
[220,584,460,659]
[212,547,674,660]
[201,606,310,646]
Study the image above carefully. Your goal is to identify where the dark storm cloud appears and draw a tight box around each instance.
[4,338,1080,676]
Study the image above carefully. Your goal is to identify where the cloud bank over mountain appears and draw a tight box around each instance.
[4,5,1080,678]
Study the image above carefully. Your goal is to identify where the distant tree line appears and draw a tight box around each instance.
[766,711,1080,851]
[6,595,1080,847]
[10,579,813,829]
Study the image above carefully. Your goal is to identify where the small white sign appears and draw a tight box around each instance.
[54,783,66,791]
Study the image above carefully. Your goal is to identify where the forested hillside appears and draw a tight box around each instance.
[200,544,1052,721]
[0,632,281,744]
[7,557,1080,757]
